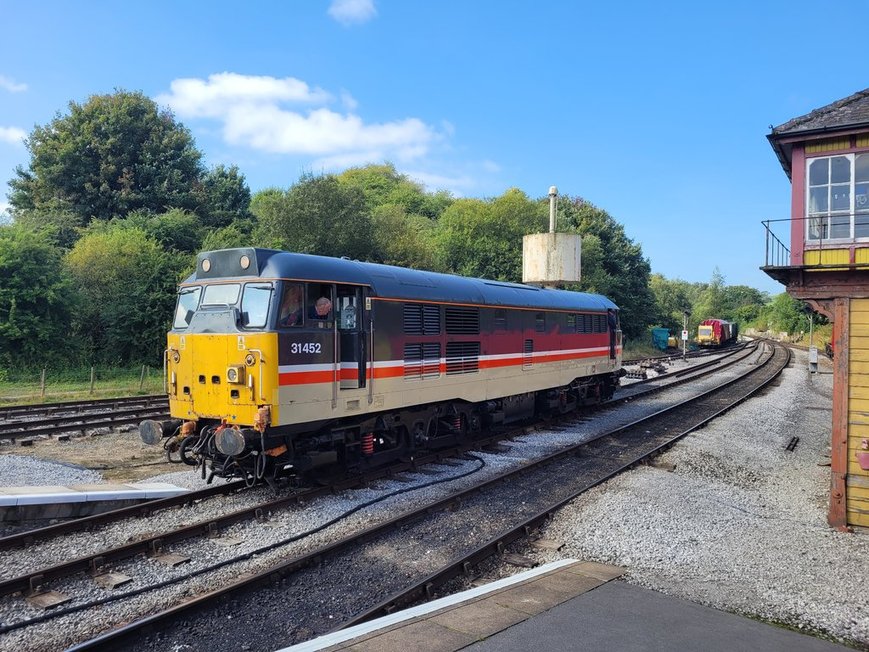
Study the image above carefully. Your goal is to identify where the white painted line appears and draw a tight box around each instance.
[278,558,580,652]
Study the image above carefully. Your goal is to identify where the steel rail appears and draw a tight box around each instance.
[0,436,519,597]
[1,342,756,554]
[338,343,791,628]
[0,480,245,552]
[0,395,167,421]
[0,408,170,441]
[62,343,784,650]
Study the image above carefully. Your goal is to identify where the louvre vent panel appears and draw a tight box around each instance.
[523,339,533,369]
[403,304,423,334]
[445,341,480,375]
[404,343,441,380]
[535,313,545,332]
[567,314,576,333]
[404,303,441,335]
[594,314,606,333]
[445,306,480,334]
[422,305,440,335]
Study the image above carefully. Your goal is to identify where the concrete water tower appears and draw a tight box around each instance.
[522,186,582,288]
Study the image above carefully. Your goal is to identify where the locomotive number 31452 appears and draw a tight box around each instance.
[290,342,322,354]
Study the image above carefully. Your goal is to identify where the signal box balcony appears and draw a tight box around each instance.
[762,214,869,296]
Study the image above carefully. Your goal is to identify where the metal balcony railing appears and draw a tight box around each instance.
[762,218,792,268]
[762,213,869,268]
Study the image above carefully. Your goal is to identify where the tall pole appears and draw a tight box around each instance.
[682,311,689,361]
[548,186,558,234]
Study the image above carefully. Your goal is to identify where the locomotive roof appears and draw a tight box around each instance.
[189,248,619,312]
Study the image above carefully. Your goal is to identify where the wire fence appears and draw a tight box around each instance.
[0,365,164,403]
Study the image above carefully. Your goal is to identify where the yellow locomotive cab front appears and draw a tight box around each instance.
[166,331,279,426]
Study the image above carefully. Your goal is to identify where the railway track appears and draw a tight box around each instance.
[0,341,759,553]
[0,341,782,651]
[0,395,167,422]
[0,396,169,442]
[0,346,742,442]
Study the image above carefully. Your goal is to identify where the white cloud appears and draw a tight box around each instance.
[328,0,376,25]
[157,73,330,118]
[158,72,436,163]
[0,202,11,224]
[0,126,26,145]
[0,75,27,93]
[340,90,358,112]
[403,169,478,196]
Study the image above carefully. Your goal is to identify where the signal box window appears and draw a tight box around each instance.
[806,153,869,240]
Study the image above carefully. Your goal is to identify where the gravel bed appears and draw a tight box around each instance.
[0,347,789,650]
[0,456,102,487]
[508,350,867,648]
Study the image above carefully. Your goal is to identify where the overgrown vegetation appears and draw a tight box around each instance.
[1,89,811,378]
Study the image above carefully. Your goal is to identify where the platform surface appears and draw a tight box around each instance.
[282,559,850,652]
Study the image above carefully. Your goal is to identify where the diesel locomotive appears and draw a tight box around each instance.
[140,248,624,486]
[696,318,738,347]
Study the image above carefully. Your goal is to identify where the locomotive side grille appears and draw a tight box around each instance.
[523,339,533,369]
[594,314,606,333]
[445,306,480,334]
[535,313,545,332]
[422,305,440,334]
[404,343,441,380]
[567,314,576,333]
[579,314,593,334]
[403,304,422,334]
[493,310,507,331]
[445,341,480,375]
[404,303,441,335]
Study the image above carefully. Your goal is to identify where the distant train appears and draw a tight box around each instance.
[697,318,738,347]
[139,248,624,486]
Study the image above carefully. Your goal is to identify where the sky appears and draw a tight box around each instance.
[1,0,868,295]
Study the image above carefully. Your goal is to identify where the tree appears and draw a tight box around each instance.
[9,90,204,224]
[559,197,656,340]
[0,223,76,367]
[694,268,728,321]
[434,189,546,281]
[763,293,810,334]
[128,208,204,253]
[337,163,453,220]
[65,223,185,365]
[201,222,256,252]
[199,164,253,229]
[252,173,375,259]
[650,274,692,331]
[370,204,438,269]
[723,285,769,325]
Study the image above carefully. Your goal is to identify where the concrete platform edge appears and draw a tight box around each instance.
[279,559,583,652]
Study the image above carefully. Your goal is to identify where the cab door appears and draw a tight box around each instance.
[336,285,365,389]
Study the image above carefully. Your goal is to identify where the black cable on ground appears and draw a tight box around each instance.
[0,454,487,635]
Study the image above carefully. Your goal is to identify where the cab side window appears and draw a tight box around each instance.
[278,282,304,327]
[307,283,333,323]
